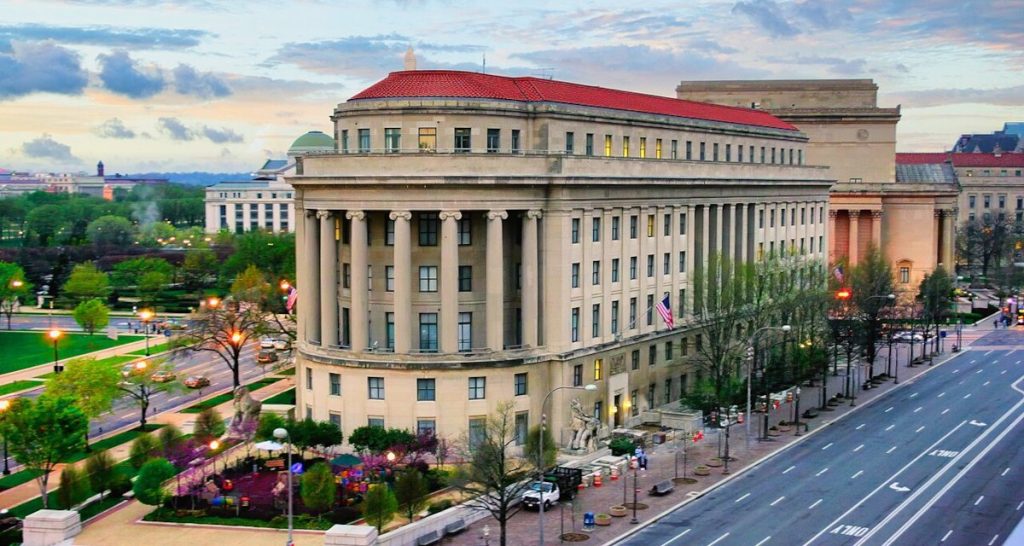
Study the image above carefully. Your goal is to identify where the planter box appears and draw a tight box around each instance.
[609,506,628,517]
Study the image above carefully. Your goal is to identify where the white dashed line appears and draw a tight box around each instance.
[736,493,751,503]
[770,496,785,506]
[754,537,771,546]
[1017,501,1024,511]
[887,446,897,454]
[976,369,984,374]
[854,444,864,452]
[941,530,953,542]
[953,369,960,374]
[822,443,833,451]
[885,407,894,413]
[942,408,950,415]
[852,470,864,479]
[1002,468,1010,477]
[707,532,730,546]
[910,392,918,398]
[856,424,866,430]
[914,407,923,413]
[663,528,690,545]
[975,495,985,506]
[916,426,926,433]
[988,534,999,546]
[809,499,823,510]
[984,381,991,386]
[816,468,829,477]
[964,393,972,399]
[885,424,895,431]
[938,392,946,397]
[1003,370,1009,375]
[783,465,795,474]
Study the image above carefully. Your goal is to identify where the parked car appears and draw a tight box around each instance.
[257,350,278,363]
[150,370,177,383]
[521,466,581,510]
[273,338,290,351]
[184,375,210,389]
[121,361,147,378]
[260,336,276,349]
[894,331,924,342]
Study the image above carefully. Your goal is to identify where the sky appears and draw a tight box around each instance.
[1,0,1022,173]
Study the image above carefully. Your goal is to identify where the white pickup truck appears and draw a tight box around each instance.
[522,481,559,510]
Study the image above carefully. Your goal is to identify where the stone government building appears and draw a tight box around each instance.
[288,69,832,446]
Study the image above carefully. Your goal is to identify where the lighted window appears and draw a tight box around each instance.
[639,137,646,158]
[604,134,612,157]
[593,359,603,381]
[647,214,655,237]
[656,138,662,159]
[623,136,630,157]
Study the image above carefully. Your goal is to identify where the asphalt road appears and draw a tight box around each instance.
[616,330,1024,546]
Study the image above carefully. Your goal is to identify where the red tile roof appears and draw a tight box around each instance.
[349,70,800,132]
[896,153,950,165]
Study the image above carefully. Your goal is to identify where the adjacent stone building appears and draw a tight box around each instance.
[288,69,832,446]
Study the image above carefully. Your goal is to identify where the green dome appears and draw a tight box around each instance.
[288,130,335,154]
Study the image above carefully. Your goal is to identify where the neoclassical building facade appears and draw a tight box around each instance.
[289,70,833,446]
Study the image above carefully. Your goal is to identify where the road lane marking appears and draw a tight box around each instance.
[809,499,823,509]
[938,392,945,397]
[916,426,925,433]
[941,530,952,542]
[984,351,992,356]
[964,393,971,399]
[801,421,969,546]
[735,492,750,503]
[914,407,922,413]
[885,407,894,413]
[707,532,730,546]
[1003,370,1009,375]
[1002,468,1010,477]
[959,381,965,385]
[983,381,991,386]
[856,424,865,430]
[976,369,983,374]
[852,470,863,479]
[887,446,897,454]
[885,424,895,431]
[988,535,999,546]
[1018,501,1023,511]
[942,408,950,415]
[754,537,771,546]
[953,369,960,374]
[816,468,829,476]
[854,444,864,452]
[975,495,984,506]
[822,443,833,450]
[660,527,690,545]
[783,465,795,474]
[910,392,918,398]
[770,496,785,506]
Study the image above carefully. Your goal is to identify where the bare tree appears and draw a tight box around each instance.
[175,297,267,388]
[958,217,1013,277]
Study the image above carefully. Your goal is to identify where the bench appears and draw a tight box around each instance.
[264,459,285,470]
[444,518,467,535]
[649,480,674,496]
[416,530,441,545]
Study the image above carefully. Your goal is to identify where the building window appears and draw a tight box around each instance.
[469,377,486,400]
[305,368,313,390]
[418,213,439,245]
[419,266,438,292]
[417,378,436,401]
[417,419,435,436]
[900,267,910,284]
[457,218,471,245]
[514,412,528,445]
[681,337,688,356]
[759,209,764,228]
[592,304,601,338]
[780,208,786,227]
[486,128,500,152]
[459,265,472,292]
[514,373,528,396]
[646,294,654,325]
[571,262,580,288]
[699,142,706,161]
[611,258,620,282]
[984,195,991,208]
[385,312,394,350]
[604,134,613,157]
[586,133,594,156]
[647,214,655,237]
[770,209,775,228]
[760,146,766,163]
[629,297,637,327]
[631,350,640,370]
[368,377,384,400]
[384,266,395,292]
[329,372,341,395]
[1017,197,1022,210]
[664,378,672,404]
[656,138,663,159]
[630,215,638,238]
[630,257,637,280]
[594,358,603,381]
[367,416,384,428]
[592,217,601,242]
[999,195,1006,209]
[419,313,438,352]
[611,300,619,333]
[592,260,601,285]
[648,344,656,366]
[612,216,620,240]
[672,139,679,159]
[454,128,471,152]
[458,312,472,351]
[713,143,719,161]
[647,255,654,277]
[384,128,401,152]
[510,129,520,153]
[630,390,639,416]
[571,307,580,342]
[648,384,656,410]
[663,213,671,236]
[622,136,630,157]
[679,251,686,273]
[573,364,583,386]
[663,252,670,275]
[571,218,580,243]
[358,128,370,152]
[417,128,436,151]
[219,205,227,229]
[468,418,486,448]
[639,137,647,158]
[666,341,674,360]
[680,212,687,234]
[565,132,574,154]
[343,264,351,288]
[329,412,342,433]
[738,145,744,162]
[340,129,349,152]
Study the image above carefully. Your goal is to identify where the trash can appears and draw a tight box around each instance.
[583,512,595,531]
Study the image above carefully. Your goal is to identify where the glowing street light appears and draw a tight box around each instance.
[48,328,63,373]
[0,399,10,475]
[138,309,154,356]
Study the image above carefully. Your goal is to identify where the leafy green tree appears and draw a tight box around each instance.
[72,298,110,335]
[394,467,429,521]
[193,407,226,445]
[523,424,557,471]
[0,261,31,330]
[348,426,415,454]
[850,245,896,379]
[118,360,181,430]
[221,230,295,284]
[689,253,746,414]
[129,433,160,469]
[57,465,92,509]
[182,249,219,291]
[362,483,398,532]
[158,424,184,457]
[63,262,110,303]
[25,204,64,246]
[918,266,955,356]
[0,396,88,508]
[255,413,287,442]
[112,257,174,291]
[138,270,169,304]
[84,449,117,496]
[231,264,271,303]
[86,215,135,248]
[133,457,176,506]
[45,356,121,447]
[300,462,337,517]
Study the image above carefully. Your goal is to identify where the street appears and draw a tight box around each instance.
[616,329,1024,546]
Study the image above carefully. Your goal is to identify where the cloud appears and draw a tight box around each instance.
[688,38,739,55]
[21,134,77,161]
[201,126,243,143]
[791,1,853,29]
[95,117,136,138]
[732,1,799,38]
[0,42,88,99]
[0,24,210,49]
[158,117,244,143]
[158,116,193,140]
[97,50,165,98]
[790,55,867,76]
[172,64,231,98]
[884,85,1024,108]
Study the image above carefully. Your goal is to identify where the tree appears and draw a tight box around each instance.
[307,420,343,454]
[182,249,219,291]
[57,465,92,509]
[394,467,429,521]
[137,270,169,305]
[0,261,32,330]
[524,424,557,471]
[688,253,746,414]
[362,483,398,533]
[84,449,117,496]
[348,426,415,454]
[451,402,533,546]
[86,215,135,248]
[158,424,184,457]
[300,462,337,517]
[62,262,110,303]
[129,433,160,469]
[231,264,271,303]
[176,297,267,388]
[134,457,176,506]
[0,396,88,508]
[117,359,180,430]
[25,204,64,246]
[221,230,296,285]
[850,245,896,380]
[45,356,121,447]
[958,217,1013,277]
[255,413,287,442]
[193,408,226,444]
[918,266,955,356]
[72,298,110,335]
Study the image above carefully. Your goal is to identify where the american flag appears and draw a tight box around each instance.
[285,287,298,313]
[832,265,844,283]
[655,293,674,329]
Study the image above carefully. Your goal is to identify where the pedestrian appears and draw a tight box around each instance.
[994,319,999,329]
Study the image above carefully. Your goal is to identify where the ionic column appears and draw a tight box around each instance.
[319,211,339,348]
[439,210,462,353]
[871,210,883,249]
[390,211,412,353]
[346,211,367,352]
[486,210,507,350]
[304,210,321,343]
[848,210,861,264]
[827,209,837,262]
[736,203,748,264]
[522,210,541,347]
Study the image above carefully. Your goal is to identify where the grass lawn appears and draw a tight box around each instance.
[8,460,141,518]
[0,468,44,491]
[64,424,164,464]
[128,341,171,356]
[0,379,42,396]
[276,366,296,376]
[180,379,280,413]
[0,331,144,374]
[143,507,336,530]
[261,387,295,405]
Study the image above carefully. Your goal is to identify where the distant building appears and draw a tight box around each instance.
[897,152,1024,227]
[0,161,166,199]
[952,123,1024,154]
[203,131,335,234]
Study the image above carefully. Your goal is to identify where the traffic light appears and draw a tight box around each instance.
[835,288,852,301]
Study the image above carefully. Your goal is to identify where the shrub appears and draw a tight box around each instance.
[129,433,160,469]
[84,449,116,494]
[109,471,133,496]
[362,483,398,532]
[300,462,337,516]
[426,499,454,515]
[158,424,184,455]
[609,437,636,456]
[134,458,176,506]
[193,408,225,444]
[57,466,92,509]
[394,467,429,520]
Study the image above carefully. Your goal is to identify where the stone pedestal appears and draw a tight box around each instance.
[22,510,81,546]
[324,524,378,546]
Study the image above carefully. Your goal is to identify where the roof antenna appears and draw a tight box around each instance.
[482,53,486,74]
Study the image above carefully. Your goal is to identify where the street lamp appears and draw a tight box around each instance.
[0,399,10,475]
[209,440,221,474]
[273,427,293,546]
[747,325,790,448]
[138,309,154,356]
[539,383,597,546]
[48,328,62,373]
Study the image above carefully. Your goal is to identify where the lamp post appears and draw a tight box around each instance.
[630,455,639,524]
[138,309,154,356]
[273,427,293,546]
[539,383,597,546]
[209,440,221,474]
[48,328,62,373]
[747,325,790,449]
[0,399,10,475]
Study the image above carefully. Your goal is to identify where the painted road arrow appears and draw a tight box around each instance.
[969,420,988,427]
[889,483,911,493]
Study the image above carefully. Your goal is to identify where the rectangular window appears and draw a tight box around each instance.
[219,204,227,229]
[340,129,349,152]
[264,203,274,230]
[611,258,620,282]
[573,364,583,386]
[368,417,383,428]
[699,142,706,161]
[984,195,991,208]
[771,147,776,163]
[571,262,580,288]
[678,288,685,317]
[468,377,486,400]
[384,128,401,153]
[656,138,662,159]
[418,128,436,152]
[385,266,394,292]
[647,255,655,277]
[630,215,638,238]
[713,142,719,161]
[999,195,1006,209]
[486,128,500,152]
[358,128,370,152]
[515,412,528,446]
[514,372,528,396]
[305,368,313,390]
[419,313,438,352]
[664,378,672,404]
[571,218,580,243]
[679,251,686,273]
[648,384,656,410]
[900,267,910,284]
[418,213,439,246]
[639,137,647,158]
[759,209,765,228]
[343,263,351,289]
[457,218,471,245]
[770,209,776,228]
[417,419,436,436]
[647,214,655,237]
[663,213,671,236]
[631,390,639,416]
[789,149,794,165]
[419,266,438,292]
[646,294,654,325]
[761,146,766,163]
[458,265,472,292]
[686,140,692,160]
[630,257,637,279]
[680,212,687,235]
[417,378,436,401]
[781,208,786,227]
[611,216,620,240]
[672,139,679,159]
[454,127,471,152]
[725,143,732,162]
[663,252,670,275]
[585,133,594,156]
[592,217,601,242]
[611,300,619,333]
[571,307,580,342]
[798,149,803,165]
[622,136,630,157]
[468,417,486,448]
[631,350,640,370]
[592,260,600,285]
[591,304,601,338]
[649,344,657,366]
[801,207,806,225]
[594,358,603,381]
[329,412,342,433]
[368,377,384,400]
[565,132,574,154]
[458,312,472,351]
[666,340,674,360]
[738,144,744,162]
[604,134,613,157]
[629,297,637,327]
[511,129,521,153]
[385,312,394,350]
